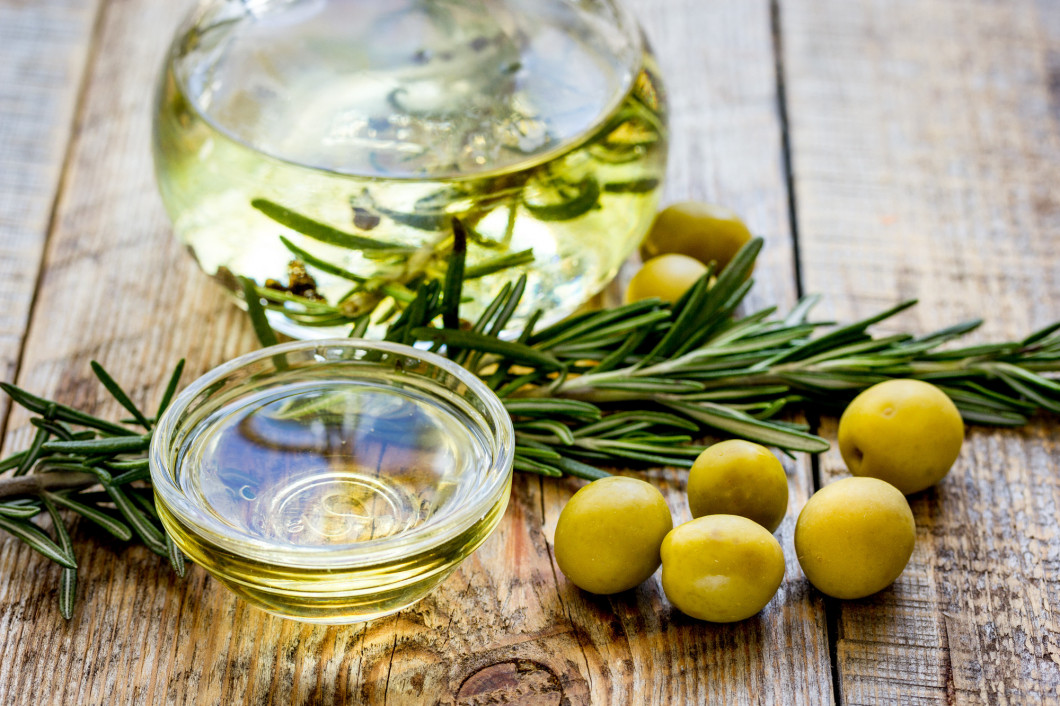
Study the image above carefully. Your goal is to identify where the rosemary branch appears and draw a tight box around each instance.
[0,361,187,618]
[288,229,1058,474]
[3,225,1060,618]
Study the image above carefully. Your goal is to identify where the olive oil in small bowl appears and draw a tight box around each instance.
[150,340,514,623]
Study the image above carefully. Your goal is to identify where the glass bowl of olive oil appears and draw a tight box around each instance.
[149,339,514,624]
[152,0,667,339]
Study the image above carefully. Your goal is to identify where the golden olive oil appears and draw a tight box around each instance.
[156,366,508,623]
[153,0,667,338]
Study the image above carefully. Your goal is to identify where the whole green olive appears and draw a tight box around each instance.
[553,476,673,594]
[838,379,964,494]
[687,440,788,533]
[624,253,709,304]
[660,514,785,622]
[640,202,753,272]
[794,477,915,599]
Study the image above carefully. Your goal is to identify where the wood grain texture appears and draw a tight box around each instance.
[539,0,831,702]
[0,0,832,704]
[782,0,1060,702]
[0,0,101,431]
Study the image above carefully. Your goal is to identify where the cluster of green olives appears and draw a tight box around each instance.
[554,440,789,622]
[554,383,963,621]
[554,203,967,621]
[625,201,753,304]
[797,378,964,598]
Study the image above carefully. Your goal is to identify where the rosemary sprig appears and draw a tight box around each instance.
[0,360,186,618]
[4,233,1060,617]
[250,195,537,331]
[241,233,1057,478]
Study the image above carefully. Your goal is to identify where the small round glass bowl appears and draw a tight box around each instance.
[150,339,514,624]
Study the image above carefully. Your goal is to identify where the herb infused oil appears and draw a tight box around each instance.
[153,0,667,337]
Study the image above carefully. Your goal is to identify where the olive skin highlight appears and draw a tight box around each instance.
[641,201,753,272]
[795,477,915,599]
[554,477,673,595]
[687,440,789,533]
[624,253,709,304]
[661,515,785,622]
[838,379,964,495]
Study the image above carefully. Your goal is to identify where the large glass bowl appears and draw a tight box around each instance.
[152,0,668,339]
[150,339,514,623]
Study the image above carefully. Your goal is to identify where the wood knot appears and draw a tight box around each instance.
[455,659,564,706]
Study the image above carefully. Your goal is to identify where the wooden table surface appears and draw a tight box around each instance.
[2,0,1059,703]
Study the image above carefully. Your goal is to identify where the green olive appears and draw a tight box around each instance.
[794,477,915,599]
[687,440,788,533]
[641,202,753,272]
[838,379,964,494]
[554,476,673,594]
[624,254,709,304]
[661,515,785,622]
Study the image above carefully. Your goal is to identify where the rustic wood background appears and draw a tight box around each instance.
[1,0,1058,703]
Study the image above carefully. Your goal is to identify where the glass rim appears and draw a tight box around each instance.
[165,0,646,182]
[150,338,515,568]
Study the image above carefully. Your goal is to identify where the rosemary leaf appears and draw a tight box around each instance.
[110,467,151,485]
[523,176,600,221]
[40,494,78,619]
[0,501,43,519]
[486,274,527,339]
[166,534,187,578]
[46,492,131,541]
[513,457,563,477]
[0,450,29,474]
[102,483,167,556]
[551,455,612,480]
[783,295,823,326]
[59,567,77,620]
[0,515,76,568]
[29,418,73,441]
[129,488,160,520]
[412,328,563,371]
[516,419,577,445]
[16,426,49,477]
[90,361,152,429]
[536,299,665,350]
[514,445,563,461]
[240,276,279,349]
[279,236,367,283]
[995,371,1060,414]
[40,494,75,562]
[588,378,705,393]
[41,435,151,456]
[505,398,601,421]
[664,400,830,453]
[1022,319,1060,347]
[441,218,467,331]
[955,407,1029,426]
[0,383,137,437]
[252,198,411,251]
[156,359,186,418]
[464,249,535,279]
[639,274,713,364]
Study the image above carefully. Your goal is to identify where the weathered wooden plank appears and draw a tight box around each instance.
[539,0,831,702]
[0,0,101,432]
[782,0,1060,701]
[0,1,827,705]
